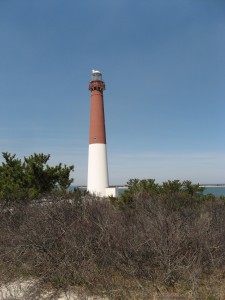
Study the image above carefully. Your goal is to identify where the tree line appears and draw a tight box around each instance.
[0,152,74,206]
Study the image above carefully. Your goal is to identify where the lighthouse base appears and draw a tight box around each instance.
[87,144,109,197]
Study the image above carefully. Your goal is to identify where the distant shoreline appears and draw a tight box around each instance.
[76,184,225,188]
[200,184,225,187]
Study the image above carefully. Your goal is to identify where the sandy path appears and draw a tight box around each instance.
[0,279,108,300]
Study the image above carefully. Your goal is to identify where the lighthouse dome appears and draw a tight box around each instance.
[91,69,102,81]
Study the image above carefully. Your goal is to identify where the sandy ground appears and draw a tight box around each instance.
[0,279,108,300]
[0,279,189,299]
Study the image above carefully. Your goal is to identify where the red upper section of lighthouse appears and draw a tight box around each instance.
[89,70,107,144]
[89,80,105,92]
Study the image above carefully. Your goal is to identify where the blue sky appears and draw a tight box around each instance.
[0,0,225,185]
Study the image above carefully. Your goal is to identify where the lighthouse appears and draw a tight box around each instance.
[87,70,109,196]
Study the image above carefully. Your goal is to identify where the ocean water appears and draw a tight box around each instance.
[202,186,225,197]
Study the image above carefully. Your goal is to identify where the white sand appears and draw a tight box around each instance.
[0,279,108,300]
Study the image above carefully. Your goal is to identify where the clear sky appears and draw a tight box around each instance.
[0,0,225,185]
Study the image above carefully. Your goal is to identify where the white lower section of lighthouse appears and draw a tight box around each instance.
[87,144,109,197]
